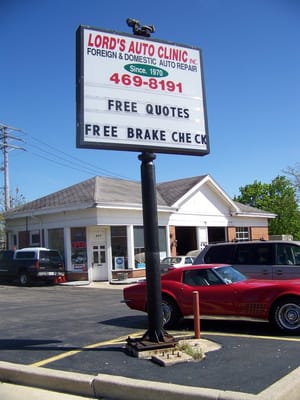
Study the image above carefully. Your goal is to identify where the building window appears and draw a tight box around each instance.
[30,230,41,246]
[111,226,128,269]
[12,234,17,248]
[71,227,87,272]
[133,226,167,267]
[159,226,167,257]
[235,227,249,241]
[134,226,145,268]
[48,228,65,258]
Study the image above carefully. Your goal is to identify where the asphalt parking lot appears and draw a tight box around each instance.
[1,282,300,398]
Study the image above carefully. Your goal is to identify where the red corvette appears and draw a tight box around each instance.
[123,264,300,334]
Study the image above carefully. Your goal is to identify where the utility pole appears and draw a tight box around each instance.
[0,124,25,211]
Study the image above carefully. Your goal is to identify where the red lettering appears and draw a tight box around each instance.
[87,33,102,48]
[157,46,188,62]
[88,33,93,47]
[102,36,109,48]
[119,38,126,52]
[128,41,135,53]
[95,35,102,47]
[86,34,119,50]
[127,40,155,56]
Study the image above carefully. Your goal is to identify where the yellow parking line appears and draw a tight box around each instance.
[168,329,300,342]
[31,329,299,368]
[202,331,300,342]
[172,330,300,342]
[30,331,145,367]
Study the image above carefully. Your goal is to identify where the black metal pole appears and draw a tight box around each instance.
[138,151,164,342]
[126,19,173,345]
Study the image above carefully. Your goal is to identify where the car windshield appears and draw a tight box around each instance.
[214,266,246,284]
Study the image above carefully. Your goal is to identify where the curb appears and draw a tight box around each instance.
[0,362,95,397]
[258,366,300,400]
[59,280,139,288]
[0,361,300,400]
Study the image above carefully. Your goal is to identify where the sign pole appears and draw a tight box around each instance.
[128,20,173,344]
[138,151,165,342]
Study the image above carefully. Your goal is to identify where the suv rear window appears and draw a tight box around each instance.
[204,245,235,264]
[15,251,36,259]
[40,251,62,263]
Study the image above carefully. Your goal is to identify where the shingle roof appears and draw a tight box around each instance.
[8,177,96,213]
[157,175,208,206]
[4,175,273,218]
[5,176,168,216]
[95,176,167,205]
[233,200,272,215]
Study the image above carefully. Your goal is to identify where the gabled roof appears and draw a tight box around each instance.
[6,177,97,214]
[157,174,239,210]
[232,201,276,218]
[157,175,207,206]
[5,176,168,217]
[4,175,275,219]
[157,175,275,218]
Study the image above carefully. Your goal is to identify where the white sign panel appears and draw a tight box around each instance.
[76,26,209,156]
[114,256,125,270]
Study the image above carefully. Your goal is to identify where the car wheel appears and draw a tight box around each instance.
[272,297,300,334]
[161,297,181,329]
[18,272,30,286]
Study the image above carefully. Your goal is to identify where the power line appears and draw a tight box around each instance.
[0,124,135,205]
[23,132,133,180]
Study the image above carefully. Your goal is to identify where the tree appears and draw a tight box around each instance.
[0,187,26,212]
[10,187,26,209]
[234,176,300,240]
[284,163,300,203]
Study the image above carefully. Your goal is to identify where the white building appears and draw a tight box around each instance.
[4,174,275,282]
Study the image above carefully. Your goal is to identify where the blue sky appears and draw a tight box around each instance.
[1,0,299,203]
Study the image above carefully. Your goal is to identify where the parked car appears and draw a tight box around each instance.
[160,255,194,274]
[0,247,65,285]
[193,241,300,280]
[123,264,300,334]
[186,249,202,257]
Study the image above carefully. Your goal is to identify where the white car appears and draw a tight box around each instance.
[160,256,194,274]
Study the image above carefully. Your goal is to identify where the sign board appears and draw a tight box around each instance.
[114,256,125,270]
[76,25,209,156]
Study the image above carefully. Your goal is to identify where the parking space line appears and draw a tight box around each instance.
[30,331,145,367]
[30,329,300,368]
[203,331,300,342]
[173,330,300,342]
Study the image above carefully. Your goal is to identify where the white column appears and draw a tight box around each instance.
[106,227,112,282]
[196,226,208,249]
[127,225,135,269]
[166,226,171,257]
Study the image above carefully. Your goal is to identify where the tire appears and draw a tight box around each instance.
[272,297,300,334]
[161,297,181,329]
[18,272,30,286]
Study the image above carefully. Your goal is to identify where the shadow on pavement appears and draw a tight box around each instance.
[100,314,289,338]
[100,315,148,329]
[0,339,62,350]
[181,318,285,337]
